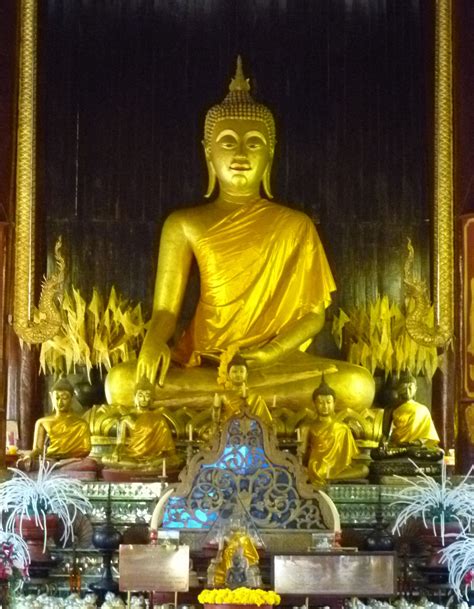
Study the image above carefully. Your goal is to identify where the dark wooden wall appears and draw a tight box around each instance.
[38,0,434,325]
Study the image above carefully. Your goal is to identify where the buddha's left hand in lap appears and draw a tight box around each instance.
[241,310,325,367]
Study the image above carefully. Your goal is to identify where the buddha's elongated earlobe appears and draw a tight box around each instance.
[262,155,274,199]
[204,159,217,198]
[203,141,217,198]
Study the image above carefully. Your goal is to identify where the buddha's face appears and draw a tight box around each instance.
[207,118,272,195]
[135,389,153,410]
[228,364,248,386]
[53,390,73,413]
[314,394,335,417]
[398,380,416,401]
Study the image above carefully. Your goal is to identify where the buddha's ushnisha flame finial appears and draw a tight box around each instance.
[229,55,251,93]
[312,373,337,400]
[204,56,275,147]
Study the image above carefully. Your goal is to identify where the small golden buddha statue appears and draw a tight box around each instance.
[101,378,179,471]
[302,377,369,484]
[105,57,375,412]
[372,371,442,461]
[219,355,273,427]
[21,378,92,469]
[390,371,440,446]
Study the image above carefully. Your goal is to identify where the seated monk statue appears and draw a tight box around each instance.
[301,376,369,484]
[372,371,443,461]
[19,378,94,471]
[105,57,375,412]
[225,548,250,589]
[219,355,273,427]
[102,378,180,471]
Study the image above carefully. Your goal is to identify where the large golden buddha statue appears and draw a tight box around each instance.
[105,58,375,411]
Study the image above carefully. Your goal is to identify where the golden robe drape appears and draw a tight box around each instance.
[175,198,336,364]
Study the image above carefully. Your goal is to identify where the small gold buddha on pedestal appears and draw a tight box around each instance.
[212,519,260,587]
[101,377,179,472]
[20,378,94,471]
[301,376,369,484]
[372,371,442,461]
[390,371,440,446]
[105,57,375,413]
[218,355,273,427]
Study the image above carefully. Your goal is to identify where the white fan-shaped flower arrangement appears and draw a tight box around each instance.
[389,461,474,545]
[440,533,474,600]
[0,457,92,551]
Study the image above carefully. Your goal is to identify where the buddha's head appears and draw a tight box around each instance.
[204,57,276,199]
[134,376,155,411]
[51,377,74,414]
[312,375,336,417]
[397,370,417,402]
[227,354,248,387]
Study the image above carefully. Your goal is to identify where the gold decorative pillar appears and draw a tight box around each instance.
[14,0,37,339]
[433,0,454,333]
[12,0,49,449]
[0,0,20,470]
[431,0,455,451]
[14,0,64,348]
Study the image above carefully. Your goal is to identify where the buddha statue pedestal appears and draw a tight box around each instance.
[369,454,442,484]
[101,467,171,483]
[52,457,99,480]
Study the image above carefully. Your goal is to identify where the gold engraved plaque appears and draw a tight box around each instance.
[119,545,189,592]
[273,553,396,596]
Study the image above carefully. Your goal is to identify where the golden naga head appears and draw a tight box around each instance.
[204,57,275,199]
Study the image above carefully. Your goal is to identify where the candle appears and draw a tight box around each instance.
[272,395,277,408]
[162,458,167,478]
[188,424,193,442]
[296,428,301,442]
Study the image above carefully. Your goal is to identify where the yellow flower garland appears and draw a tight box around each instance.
[198,588,281,606]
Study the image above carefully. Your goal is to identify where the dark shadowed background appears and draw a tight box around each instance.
[38,0,434,330]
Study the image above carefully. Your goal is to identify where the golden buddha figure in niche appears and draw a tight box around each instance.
[213,518,260,588]
[105,57,375,411]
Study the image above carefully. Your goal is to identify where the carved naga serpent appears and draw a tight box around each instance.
[14,237,65,345]
[403,238,451,349]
